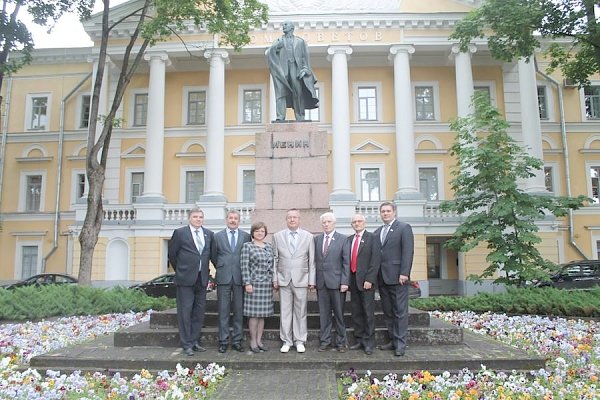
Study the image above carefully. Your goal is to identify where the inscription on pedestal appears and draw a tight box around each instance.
[253,122,330,233]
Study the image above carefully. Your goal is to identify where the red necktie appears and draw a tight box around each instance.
[350,233,360,273]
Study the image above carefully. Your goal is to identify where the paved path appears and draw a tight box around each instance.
[211,368,338,400]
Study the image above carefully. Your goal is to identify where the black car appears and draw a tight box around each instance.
[537,260,600,290]
[3,273,78,289]
[130,273,216,298]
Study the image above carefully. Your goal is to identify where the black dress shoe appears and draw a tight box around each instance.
[218,344,227,353]
[349,343,363,350]
[364,347,373,355]
[192,343,207,352]
[394,348,405,357]
[378,342,395,351]
[232,343,244,352]
[183,348,194,356]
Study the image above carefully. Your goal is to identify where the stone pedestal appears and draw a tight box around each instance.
[253,122,330,233]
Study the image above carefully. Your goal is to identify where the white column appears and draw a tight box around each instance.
[201,49,229,202]
[451,44,476,118]
[327,45,355,201]
[139,51,169,202]
[518,57,546,192]
[390,45,420,199]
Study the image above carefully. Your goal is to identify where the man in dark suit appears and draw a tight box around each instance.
[314,212,349,352]
[347,213,380,355]
[168,207,214,356]
[374,201,414,356]
[211,210,251,353]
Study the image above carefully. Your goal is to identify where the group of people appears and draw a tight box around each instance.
[167,202,414,357]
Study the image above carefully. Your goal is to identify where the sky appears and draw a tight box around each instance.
[26,0,128,49]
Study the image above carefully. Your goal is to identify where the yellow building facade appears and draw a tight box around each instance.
[1,0,600,295]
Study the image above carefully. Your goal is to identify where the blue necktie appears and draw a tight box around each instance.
[230,230,236,251]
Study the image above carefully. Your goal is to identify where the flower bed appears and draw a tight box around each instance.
[341,311,599,399]
[0,312,225,399]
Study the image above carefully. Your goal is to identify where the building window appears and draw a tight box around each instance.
[419,167,439,201]
[185,171,204,203]
[21,245,38,279]
[415,86,435,121]
[597,240,600,260]
[538,86,548,120]
[29,95,48,130]
[133,93,148,126]
[242,169,255,202]
[584,86,600,119]
[591,166,600,203]
[305,87,320,122]
[243,89,262,123]
[426,242,441,279]
[359,168,381,201]
[131,172,144,203]
[544,166,554,193]
[25,175,42,211]
[187,91,206,125]
[474,86,491,102]
[76,173,86,199]
[358,86,377,121]
[80,95,91,128]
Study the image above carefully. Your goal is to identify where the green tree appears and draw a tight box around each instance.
[440,93,588,286]
[78,0,268,285]
[450,0,600,87]
[0,0,94,95]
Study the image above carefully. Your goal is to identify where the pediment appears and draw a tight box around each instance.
[121,144,145,159]
[232,142,256,157]
[351,140,389,155]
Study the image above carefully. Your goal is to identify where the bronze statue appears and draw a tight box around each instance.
[267,21,319,122]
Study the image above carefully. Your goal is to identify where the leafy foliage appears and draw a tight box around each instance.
[410,286,600,317]
[440,93,587,286]
[0,285,175,321]
[450,0,600,87]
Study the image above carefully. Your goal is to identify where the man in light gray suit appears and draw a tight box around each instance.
[374,201,414,357]
[272,208,316,353]
[211,210,251,354]
[314,212,349,352]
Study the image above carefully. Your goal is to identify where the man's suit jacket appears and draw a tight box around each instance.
[347,230,381,291]
[168,226,214,287]
[314,231,350,290]
[374,219,414,285]
[272,228,316,287]
[211,229,251,285]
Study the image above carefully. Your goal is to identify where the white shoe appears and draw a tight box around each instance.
[296,343,305,353]
[280,344,290,353]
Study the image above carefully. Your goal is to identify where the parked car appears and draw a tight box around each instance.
[130,273,216,298]
[536,260,600,290]
[2,273,78,289]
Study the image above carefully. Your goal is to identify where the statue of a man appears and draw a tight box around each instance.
[267,21,319,122]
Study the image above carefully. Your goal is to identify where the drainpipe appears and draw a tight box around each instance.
[535,60,588,260]
[0,77,13,217]
[42,73,92,272]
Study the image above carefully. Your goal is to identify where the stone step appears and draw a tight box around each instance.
[113,317,462,347]
[150,306,430,329]
[28,331,546,377]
